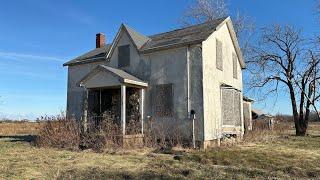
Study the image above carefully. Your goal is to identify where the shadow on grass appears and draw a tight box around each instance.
[0,135,37,143]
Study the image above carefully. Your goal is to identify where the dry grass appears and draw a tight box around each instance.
[0,122,320,179]
[0,121,42,135]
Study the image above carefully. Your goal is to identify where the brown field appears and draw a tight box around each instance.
[0,121,320,179]
[0,121,43,135]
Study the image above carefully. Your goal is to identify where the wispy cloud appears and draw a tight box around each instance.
[0,51,67,62]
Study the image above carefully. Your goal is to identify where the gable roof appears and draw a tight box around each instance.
[64,16,245,68]
[105,24,150,59]
[140,17,226,53]
[63,44,111,66]
[79,65,148,87]
[124,24,150,49]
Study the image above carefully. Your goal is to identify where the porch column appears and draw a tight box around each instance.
[121,85,126,135]
[139,88,145,134]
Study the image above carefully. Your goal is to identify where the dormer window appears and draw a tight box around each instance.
[118,45,130,68]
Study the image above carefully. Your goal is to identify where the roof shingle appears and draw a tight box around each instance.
[64,17,227,66]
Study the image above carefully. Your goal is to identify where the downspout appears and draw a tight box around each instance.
[187,45,191,118]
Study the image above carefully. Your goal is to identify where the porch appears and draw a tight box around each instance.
[79,65,148,137]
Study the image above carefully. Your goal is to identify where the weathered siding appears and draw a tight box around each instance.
[67,61,107,120]
[202,23,244,141]
[189,45,204,141]
[143,47,190,136]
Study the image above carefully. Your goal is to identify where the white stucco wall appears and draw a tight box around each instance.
[202,23,244,141]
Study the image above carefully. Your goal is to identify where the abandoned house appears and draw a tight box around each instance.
[63,16,246,148]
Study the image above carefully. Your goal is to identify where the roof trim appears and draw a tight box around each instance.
[105,24,125,60]
[105,24,150,60]
[63,57,105,66]
[140,39,203,54]
[221,17,246,69]
[78,65,148,88]
[243,96,254,102]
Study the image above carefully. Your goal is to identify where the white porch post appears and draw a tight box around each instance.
[121,85,126,136]
[139,88,145,134]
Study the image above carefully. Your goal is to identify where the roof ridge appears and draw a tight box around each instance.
[148,16,228,38]
[123,24,150,40]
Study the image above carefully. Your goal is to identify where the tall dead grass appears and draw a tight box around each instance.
[0,121,42,135]
[244,121,291,143]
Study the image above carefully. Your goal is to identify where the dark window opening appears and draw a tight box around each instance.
[118,45,130,68]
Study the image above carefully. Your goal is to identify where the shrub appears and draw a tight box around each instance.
[81,111,122,152]
[36,116,80,150]
[143,117,192,149]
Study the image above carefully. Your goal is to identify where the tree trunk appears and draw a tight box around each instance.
[288,83,306,136]
[295,119,307,136]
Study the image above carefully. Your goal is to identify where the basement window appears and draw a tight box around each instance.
[155,83,173,117]
[118,45,130,68]
[233,53,238,79]
[216,39,223,71]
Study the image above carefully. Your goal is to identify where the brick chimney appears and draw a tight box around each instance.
[96,33,105,48]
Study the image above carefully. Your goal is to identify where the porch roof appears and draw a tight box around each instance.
[78,65,148,88]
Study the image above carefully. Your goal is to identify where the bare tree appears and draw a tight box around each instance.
[181,0,255,58]
[180,0,228,26]
[248,25,320,136]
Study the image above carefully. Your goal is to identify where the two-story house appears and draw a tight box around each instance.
[63,17,246,148]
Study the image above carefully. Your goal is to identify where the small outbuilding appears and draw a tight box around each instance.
[243,96,254,133]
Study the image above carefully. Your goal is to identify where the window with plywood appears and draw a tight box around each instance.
[221,87,241,126]
[216,39,223,71]
[233,53,238,79]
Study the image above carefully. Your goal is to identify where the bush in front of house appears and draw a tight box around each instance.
[80,111,122,152]
[36,115,80,150]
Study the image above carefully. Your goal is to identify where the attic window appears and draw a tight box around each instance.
[118,45,130,68]
[233,53,238,79]
[216,39,223,71]
[155,84,173,117]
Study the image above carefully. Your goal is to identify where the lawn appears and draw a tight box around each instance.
[0,123,320,179]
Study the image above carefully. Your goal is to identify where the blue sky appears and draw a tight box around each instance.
[0,0,319,119]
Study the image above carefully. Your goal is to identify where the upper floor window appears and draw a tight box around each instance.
[216,39,223,71]
[118,45,130,68]
[233,53,238,79]
[155,83,173,117]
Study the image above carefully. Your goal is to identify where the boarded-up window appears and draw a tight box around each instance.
[118,45,130,68]
[155,84,173,117]
[221,87,241,126]
[233,53,237,79]
[216,39,223,70]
